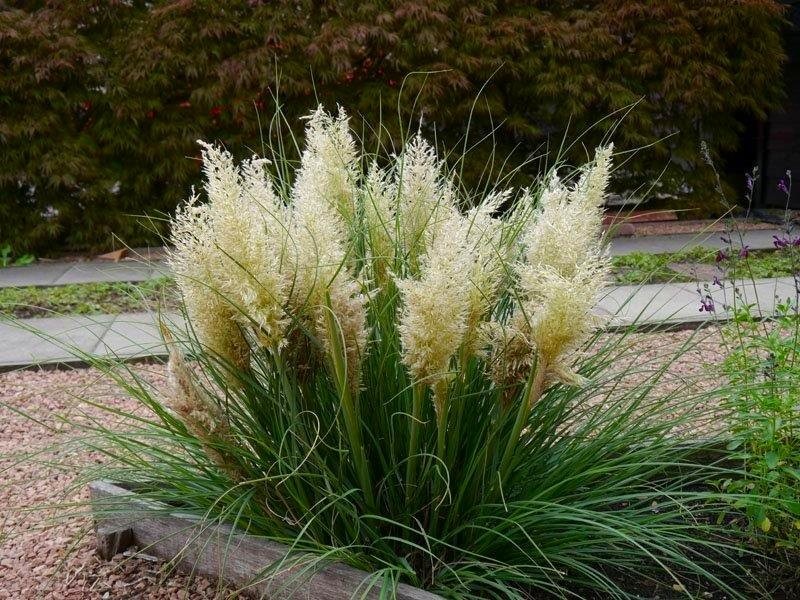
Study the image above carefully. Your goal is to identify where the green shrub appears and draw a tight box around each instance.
[719,241,800,544]
[0,2,151,251]
[0,0,787,254]
[722,301,800,542]
[0,244,34,268]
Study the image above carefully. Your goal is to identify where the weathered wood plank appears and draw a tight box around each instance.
[89,481,441,600]
[95,522,134,560]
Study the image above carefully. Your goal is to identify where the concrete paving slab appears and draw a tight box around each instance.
[0,314,115,368]
[0,260,168,288]
[1,276,796,368]
[0,227,787,291]
[53,261,159,285]
[596,282,706,326]
[0,262,74,287]
[150,262,172,278]
[697,277,797,317]
[96,312,169,359]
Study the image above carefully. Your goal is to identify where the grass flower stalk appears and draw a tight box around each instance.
[405,382,426,505]
[497,356,547,488]
[321,292,375,509]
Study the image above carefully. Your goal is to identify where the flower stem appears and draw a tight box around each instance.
[405,383,426,506]
[322,296,375,509]
[340,383,375,509]
[435,379,450,470]
[432,378,451,511]
[273,352,313,513]
[497,357,547,488]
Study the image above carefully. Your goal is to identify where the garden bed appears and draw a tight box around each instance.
[0,277,177,318]
[0,329,794,597]
[611,247,796,285]
[90,480,440,599]
[85,434,753,600]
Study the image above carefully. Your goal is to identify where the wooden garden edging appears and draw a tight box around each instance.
[89,481,441,600]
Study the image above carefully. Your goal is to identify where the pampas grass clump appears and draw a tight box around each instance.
[85,107,775,598]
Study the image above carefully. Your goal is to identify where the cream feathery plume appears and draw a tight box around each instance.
[461,190,510,354]
[169,141,293,362]
[520,264,604,370]
[286,212,368,392]
[288,105,356,306]
[523,144,613,280]
[204,143,290,350]
[324,276,369,392]
[397,212,474,386]
[287,116,368,391]
[523,177,593,281]
[515,144,613,386]
[395,134,457,268]
[168,191,250,371]
[398,188,512,386]
[571,144,614,210]
[363,162,397,284]
[292,105,359,229]
[163,327,244,481]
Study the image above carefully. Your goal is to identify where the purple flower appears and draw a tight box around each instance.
[778,179,790,195]
[699,295,715,313]
[713,275,723,288]
[774,235,789,249]
[715,249,728,263]
[739,245,750,258]
[745,173,754,192]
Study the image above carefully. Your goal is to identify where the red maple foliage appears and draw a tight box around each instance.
[0,0,788,252]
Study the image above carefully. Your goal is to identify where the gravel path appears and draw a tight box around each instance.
[0,328,731,598]
[0,367,228,599]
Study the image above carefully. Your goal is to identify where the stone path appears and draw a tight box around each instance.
[0,259,169,288]
[0,227,788,289]
[607,228,785,256]
[0,312,179,370]
[1,276,796,370]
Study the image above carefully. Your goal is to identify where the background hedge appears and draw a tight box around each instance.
[0,0,788,254]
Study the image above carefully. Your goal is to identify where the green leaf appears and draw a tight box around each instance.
[726,439,742,451]
[764,451,779,470]
[783,500,800,516]
[759,516,772,533]
[783,467,800,482]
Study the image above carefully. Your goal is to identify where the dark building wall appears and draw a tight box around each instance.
[761,0,800,208]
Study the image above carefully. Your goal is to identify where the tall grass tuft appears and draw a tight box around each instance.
[74,107,779,597]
